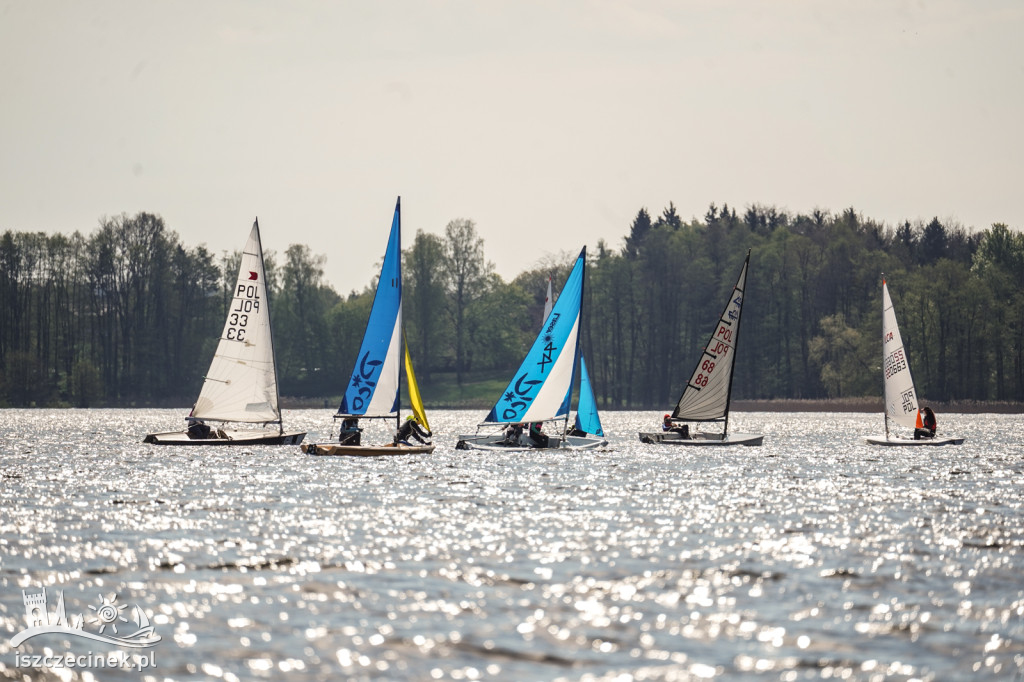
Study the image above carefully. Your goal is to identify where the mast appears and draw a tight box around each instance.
[881,274,889,441]
[396,196,402,434]
[721,250,751,439]
[562,247,587,442]
[255,217,284,436]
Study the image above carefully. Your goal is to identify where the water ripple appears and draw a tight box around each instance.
[0,409,1022,680]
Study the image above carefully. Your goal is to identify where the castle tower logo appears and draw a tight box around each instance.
[11,588,161,649]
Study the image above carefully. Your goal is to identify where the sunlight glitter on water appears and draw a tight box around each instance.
[0,409,1022,680]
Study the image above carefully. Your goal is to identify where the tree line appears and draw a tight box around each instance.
[1,205,1022,408]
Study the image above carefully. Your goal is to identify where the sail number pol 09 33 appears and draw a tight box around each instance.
[227,281,260,341]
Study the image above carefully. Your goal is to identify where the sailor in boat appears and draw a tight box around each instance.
[394,415,431,446]
[186,417,212,440]
[339,418,362,445]
[528,422,549,448]
[662,414,690,439]
[502,423,524,445]
[914,406,937,440]
[567,423,587,437]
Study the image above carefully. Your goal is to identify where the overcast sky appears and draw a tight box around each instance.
[2,1,1022,293]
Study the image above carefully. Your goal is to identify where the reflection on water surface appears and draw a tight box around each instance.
[1,409,1022,680]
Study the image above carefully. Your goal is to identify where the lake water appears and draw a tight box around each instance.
[0,409,1022,681]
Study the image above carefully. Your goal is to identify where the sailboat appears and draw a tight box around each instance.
[865,278,964,446]
[456,247,608,451]
[544,272,605,441]
[144,220,305,445]
[304,197,434,456]
[638,250,762,446]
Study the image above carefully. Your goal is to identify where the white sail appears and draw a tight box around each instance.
[361,308,403,417]
[543,275,553,323]
[519,313,580,423]
[672,254,748,422]
[192,221,281,424]
[881,279,919,429]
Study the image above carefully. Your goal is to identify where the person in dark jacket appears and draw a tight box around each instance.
[662,414,690,439]
[394,415,431,446]
[528,422,549,448]
[502,423,524,445]
[914,406,937,440]
[339,418,361,445]
[186,417,212,439]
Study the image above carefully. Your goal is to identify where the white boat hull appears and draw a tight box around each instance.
[143,429,305,445]
[304,442,434,457]
[638,431,764,446]
[866,435,965,446]
[455,433,608,451]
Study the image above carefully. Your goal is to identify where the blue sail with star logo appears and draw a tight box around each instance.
[484,248,585,424]
[338,198,402,417]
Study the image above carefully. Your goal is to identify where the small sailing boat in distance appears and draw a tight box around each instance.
[639,250,762,446]
[865,277,964,446]
[304,197,435,457]
[143,220,305,446]
[456,247,607,451]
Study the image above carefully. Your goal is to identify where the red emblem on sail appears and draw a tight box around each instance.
[248,272,258,280]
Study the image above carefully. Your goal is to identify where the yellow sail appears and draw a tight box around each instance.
[404,335,430,432]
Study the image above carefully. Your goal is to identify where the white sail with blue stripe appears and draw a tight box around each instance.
[483,248,585,425]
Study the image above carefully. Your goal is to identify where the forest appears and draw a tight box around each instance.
[1,204,1022,409]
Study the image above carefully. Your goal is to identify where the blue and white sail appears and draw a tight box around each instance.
[573,356,604,436]
[338,198,403,417]
[484,248,585,424]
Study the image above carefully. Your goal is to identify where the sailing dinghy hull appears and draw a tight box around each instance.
[639,431,763,446]
[304,442,434,456]
[865,435,965,447]
[455,433,608,451]
[143,430,305,445]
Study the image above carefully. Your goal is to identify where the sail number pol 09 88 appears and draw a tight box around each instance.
[226,282,260,341]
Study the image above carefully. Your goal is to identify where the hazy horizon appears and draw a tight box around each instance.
[2,1,1022,293]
